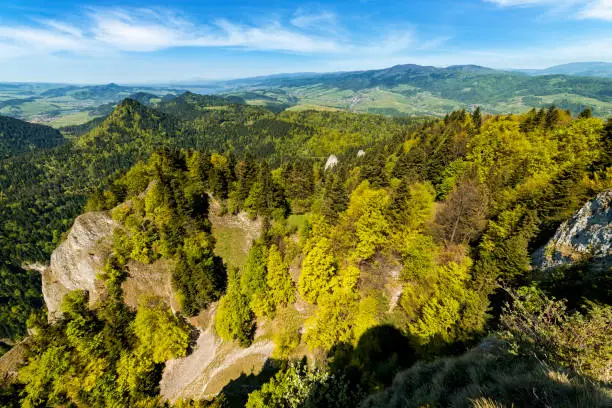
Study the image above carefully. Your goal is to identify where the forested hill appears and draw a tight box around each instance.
[218,63,612,117]
[0,95,426,346]
[2,97,611,407]
[0,95,423,265]
[0,116,65,158]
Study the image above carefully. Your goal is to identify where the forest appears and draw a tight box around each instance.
[0,93,610,407]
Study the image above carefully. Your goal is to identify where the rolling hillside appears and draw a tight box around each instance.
[217,64,612,117]
[0,82,182,126]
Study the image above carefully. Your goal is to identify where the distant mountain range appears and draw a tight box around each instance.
[210,63,612,117]
[0,62,611,125]
[0,82,183,126]
[516,62,612,78]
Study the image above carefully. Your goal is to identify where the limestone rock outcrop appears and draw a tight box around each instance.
[533,189,612,270]
[42,212,117,320]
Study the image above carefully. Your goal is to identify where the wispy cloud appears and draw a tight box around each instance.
[485,0,612,20]
[0,7,427,59]
[485,0,557,5]
[578,0,612,20]
[0,26,89,53]
[290,10,337,30]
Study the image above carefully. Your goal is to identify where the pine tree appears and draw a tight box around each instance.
[322,173,348,218]
[237,153,259,202]
[578,107,592,119]
[545,105,560,129]
[471,106,482,130]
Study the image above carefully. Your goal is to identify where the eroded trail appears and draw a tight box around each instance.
[160,305,274,401]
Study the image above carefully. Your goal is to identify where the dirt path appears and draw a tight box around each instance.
[160,306,274,402]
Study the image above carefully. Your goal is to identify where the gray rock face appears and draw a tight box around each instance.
[324,155,338,170]
[42,212,117,320]
[533,189,612,270]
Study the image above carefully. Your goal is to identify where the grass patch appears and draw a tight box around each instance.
[211,220,257,270]
[286,214,308,232]
[49,111,101,128]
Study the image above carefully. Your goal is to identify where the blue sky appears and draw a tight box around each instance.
[0,0,611,83]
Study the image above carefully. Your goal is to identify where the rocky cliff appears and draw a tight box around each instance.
[42,211,118,320]
[533,189,612,270]
[38,204,271,401]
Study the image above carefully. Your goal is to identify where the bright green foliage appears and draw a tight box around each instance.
[400,182,436,230]
[304,289,358,350]
[239,243,270,318]
[402,258,476,346]
[352,295,384,343]
[240,244,269,300]
[215,269,255,347]
[500,287,612,383]
[18,291,191,407]
[244,182,265,219]
[133,297,190,364]
[265,245,295,312]
[298,237,337,304]
[395,231,438,280]
[101,149,225,316]
[246,362,362,408]
[271,306,302,359]
[345,181,390,260]
[246,363,328,408]
[4,95,612,407]
[19,345,72,408]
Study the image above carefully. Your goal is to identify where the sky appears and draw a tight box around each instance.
[0,0,611,83]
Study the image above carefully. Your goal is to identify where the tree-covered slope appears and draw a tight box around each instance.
[0,116,65,158]
[0,99,181,264]
[1,95,611,407]
[0,95,423,342]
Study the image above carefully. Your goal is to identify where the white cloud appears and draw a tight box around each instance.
[579,0,612,20]
[0,7,346,57]
[0,26,88,53]
[89,8,194,52]
[207,19,340,52]
[0,7,428,59]
[290,11,337,29]
[485,0,558,5]
[485,0,612,20]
